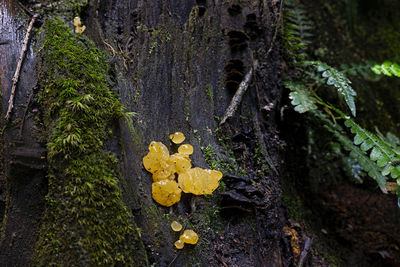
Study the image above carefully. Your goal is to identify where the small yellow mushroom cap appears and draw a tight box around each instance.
[152,180,181,207]
[169,132,185,144]
[143,141,170,174]
[179,230,199,245]
[174,239,184,249]
[178,167,223,195]
[149,141,169,160]
[73,17,86,34]
[168,153,191,174]
[142,153,162,174]
[170,221,183,232]
[73,17,82,27]
[152,168,174,182]
[178,144,194,155]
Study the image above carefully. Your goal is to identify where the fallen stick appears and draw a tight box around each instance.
[220,60,258,126]
[297,237,312,267]
[5,13,39,122]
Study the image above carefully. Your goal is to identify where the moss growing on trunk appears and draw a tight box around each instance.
[34,19,147,266]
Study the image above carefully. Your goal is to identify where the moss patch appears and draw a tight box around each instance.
[34,19,147,266]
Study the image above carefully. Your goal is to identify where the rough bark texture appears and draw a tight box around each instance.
[0,0,291,266]
[0,1,47,265]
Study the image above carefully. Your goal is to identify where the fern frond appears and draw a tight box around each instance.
[340,61,380,81]
[304,61,357,116]
[314,111,388,192]
[344,119,400,179]
[283,1,313,61]
[285,81,317,113]
[371,61,400,77]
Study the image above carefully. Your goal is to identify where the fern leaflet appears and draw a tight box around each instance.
[304,61,357,116]
[285,81,317,113]
[314,111,388,192]
[371,61,400,77]
[344,119,400,178]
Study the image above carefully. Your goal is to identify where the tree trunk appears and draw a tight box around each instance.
[0,0,290,266]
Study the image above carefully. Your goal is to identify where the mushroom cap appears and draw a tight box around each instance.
[170,220,183,232]
[152,180,182,207]
[174,239,185,249]
[179,230,199,245]
[169,132,185,144]
[168,153,191,174]
[143,141,170,173]
[73,16,82,27]
[178,167,223,195]
[178,144,194,155]
[152,168,175,182]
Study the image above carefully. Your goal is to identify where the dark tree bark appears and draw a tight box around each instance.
[0,0,291,266]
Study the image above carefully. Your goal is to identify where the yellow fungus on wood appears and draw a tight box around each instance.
[170,221,183,232]
[179,230,199,245]
[73,16,86,34]
[178,167,223,195]
[169,132,185,144]
[178,144,194,155]
[152,180,181,207]
[174,239,184,249]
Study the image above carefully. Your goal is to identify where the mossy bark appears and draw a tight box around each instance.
[1,0,292,266]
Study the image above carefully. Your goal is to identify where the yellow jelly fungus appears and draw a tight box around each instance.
[174,239,184,249]
[179,230,199,245]
[178,167,223,195]
[149,141,169,159]
[152,169,174,182]
[170,221,183,232]
[142,141,170,174]
[152,180,181,207]
[169,132,185,144]
[178,144,194,155]
[168,153,191,174]
[73,16,86,34]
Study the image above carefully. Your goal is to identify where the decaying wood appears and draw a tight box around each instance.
[5,13,39,122]
[220,60,259,126]
[18,89,35,140]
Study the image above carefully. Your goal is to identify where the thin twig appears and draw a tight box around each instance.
[220,60,259,126]
[5,13,39,122]
[265,0,284,59]
[297,237,312,267]
[18,89,35,140]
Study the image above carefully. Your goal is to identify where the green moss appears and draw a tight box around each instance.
[34,19,147,266]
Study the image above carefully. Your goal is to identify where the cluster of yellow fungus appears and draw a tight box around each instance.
[143,132,223,207]
[73,17,86,34]
[170,221,198,249]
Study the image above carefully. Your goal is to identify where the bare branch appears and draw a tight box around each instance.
[5,13,39,122]
[220,60,259,126]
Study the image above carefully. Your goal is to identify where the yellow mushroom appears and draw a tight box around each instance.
[152,180,181,207]
[178,167,223,195]
[178,144,194,155]
[170,221,183,232]
[142,141,170,174]
[179,230,198,245]
[174,239,184,249]
[73,16,86,34]
[169,132,185,144]
[168,153,191,174]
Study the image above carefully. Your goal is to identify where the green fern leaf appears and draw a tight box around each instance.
[371,61,400,77]
[285,81,317,113]
[314,111,388,192]
[344,119,400,178]
[304,61,357,116]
